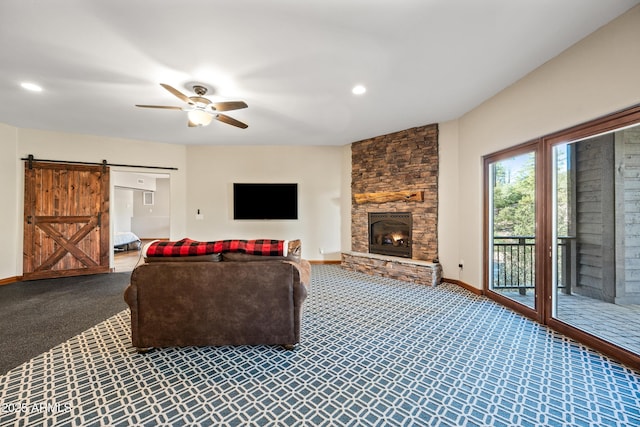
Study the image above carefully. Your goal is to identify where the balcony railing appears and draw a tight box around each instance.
[492,236,575,294]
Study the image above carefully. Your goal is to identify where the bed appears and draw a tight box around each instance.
[114,231,142,251]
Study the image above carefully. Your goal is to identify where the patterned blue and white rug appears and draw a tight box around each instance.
[1,265,639,426]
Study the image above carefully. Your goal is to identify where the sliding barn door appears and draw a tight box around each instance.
[23,162,110,280]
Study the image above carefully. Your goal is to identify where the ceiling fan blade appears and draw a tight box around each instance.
[211,101,248,112]
[188,120,198,127]
[135,104,183,110]
[160,83,193,104]
[216,114,248,129]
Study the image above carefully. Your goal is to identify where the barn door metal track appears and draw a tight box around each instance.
[21,154,178,171]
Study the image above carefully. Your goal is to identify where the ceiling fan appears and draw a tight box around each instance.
[136,83,248,129]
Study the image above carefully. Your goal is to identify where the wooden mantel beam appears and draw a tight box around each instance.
[354,190,424,204]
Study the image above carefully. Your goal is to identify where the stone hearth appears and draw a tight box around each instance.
[342,252,442,287]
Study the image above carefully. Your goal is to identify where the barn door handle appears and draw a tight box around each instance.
[97,212,101,227]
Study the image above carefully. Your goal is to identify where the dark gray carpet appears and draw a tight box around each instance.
[0,272,131,375]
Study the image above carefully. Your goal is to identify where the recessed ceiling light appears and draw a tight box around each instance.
[20,82,43,92]
[352,85,366,95]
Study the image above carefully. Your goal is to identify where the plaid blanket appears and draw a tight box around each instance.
[146,238,287,257]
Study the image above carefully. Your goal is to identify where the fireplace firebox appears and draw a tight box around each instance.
[368,212,412,258]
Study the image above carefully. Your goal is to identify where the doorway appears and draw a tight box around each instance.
[111,171,170,271]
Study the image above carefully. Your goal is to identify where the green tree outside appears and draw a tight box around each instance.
[492,154,536,237]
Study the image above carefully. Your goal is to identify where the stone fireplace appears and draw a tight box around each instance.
[369,212,412,258]
[348,123,438,261]
[341,123,441,286]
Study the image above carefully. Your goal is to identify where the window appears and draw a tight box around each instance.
[143,191,154,206]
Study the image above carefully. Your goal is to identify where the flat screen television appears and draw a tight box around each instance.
[233,183,298,220]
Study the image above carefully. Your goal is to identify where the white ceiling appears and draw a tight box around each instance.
[1,0,638,146]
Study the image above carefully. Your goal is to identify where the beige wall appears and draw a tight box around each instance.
[0,124,19,279]
[340,144,352,253]
[185,144,344,261]
[131,178,171,239]
[439,5,640,289]
[437,120,460,280]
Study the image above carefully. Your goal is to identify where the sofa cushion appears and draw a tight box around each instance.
[222,240,302,263]
[222,252,300,262]
[145,253,221,263]
[288,239,301,257]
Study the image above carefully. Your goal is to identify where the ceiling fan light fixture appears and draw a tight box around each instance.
[136,83,248,129]
[187,109,213,126]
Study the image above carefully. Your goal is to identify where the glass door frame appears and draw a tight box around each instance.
[541,105,640,369]
[483,139,546,324]
[483,103,640,369]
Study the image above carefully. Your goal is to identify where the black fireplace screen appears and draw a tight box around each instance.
[368,212,412,258]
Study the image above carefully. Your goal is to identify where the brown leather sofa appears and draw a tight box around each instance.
[124,256,310,351]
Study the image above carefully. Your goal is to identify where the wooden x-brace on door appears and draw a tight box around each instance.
[23,161,110,280]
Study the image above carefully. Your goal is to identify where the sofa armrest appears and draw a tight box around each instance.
[297,259,311,288]
[123,284,139,346]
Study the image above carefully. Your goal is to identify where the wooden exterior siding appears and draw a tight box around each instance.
[615,127,640,303]
[575,134,615,302]
[573,127,640,304]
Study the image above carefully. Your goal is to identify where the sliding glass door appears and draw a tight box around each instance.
[486,145,540,316]
[484,104,640,367]
[551,124,640,356]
